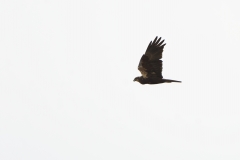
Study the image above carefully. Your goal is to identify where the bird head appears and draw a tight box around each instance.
[133,77,140,82]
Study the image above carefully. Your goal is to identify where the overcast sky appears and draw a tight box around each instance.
[1,0,240,160]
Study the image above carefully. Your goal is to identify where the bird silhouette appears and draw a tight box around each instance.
[134,36,181,84]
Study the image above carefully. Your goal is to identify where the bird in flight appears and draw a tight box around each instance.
[134,36,181,84]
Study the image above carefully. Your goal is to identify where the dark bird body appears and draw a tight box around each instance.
[134,36,181,84]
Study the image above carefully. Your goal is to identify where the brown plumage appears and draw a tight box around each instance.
[133,36,181,84]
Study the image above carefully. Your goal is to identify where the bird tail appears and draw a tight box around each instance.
[162,79,181,83]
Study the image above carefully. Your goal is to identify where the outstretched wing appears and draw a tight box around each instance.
[138,36,166,78]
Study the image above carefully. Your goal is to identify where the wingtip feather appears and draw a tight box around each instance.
[153,36,158,44]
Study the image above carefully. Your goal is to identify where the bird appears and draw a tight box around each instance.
[133,36,181,84]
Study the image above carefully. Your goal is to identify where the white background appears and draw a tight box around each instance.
[0,0,240,159]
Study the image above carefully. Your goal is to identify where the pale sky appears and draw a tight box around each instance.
[0,0,240,160]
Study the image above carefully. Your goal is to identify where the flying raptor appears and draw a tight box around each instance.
[134,36,181,84]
